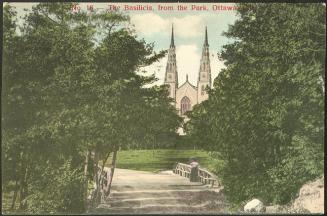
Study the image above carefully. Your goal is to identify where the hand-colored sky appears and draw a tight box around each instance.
[8,2,238,87]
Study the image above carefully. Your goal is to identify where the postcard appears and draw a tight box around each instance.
[2,1,325,215]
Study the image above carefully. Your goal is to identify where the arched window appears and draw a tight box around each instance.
[181,96,191,115]
[201,85,206,95]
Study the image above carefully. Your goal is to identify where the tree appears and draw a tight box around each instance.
[186,3,325,206]
[2,2,98,213]
[2,2,181,213]
[87,26,181,206]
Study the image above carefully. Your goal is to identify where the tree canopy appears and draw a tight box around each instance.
[186,3,325,206]
[2,3,181,213]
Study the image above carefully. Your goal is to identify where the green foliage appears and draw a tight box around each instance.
[3,3,94,213]
[26,159,85,213]
[2,2,180,214]
[186,3,325,206]
[266,135,324,204]
[184,100,213,150]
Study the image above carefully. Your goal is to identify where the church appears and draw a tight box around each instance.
[164,26,212,116]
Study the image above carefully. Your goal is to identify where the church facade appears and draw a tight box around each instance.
[164,26,212,116]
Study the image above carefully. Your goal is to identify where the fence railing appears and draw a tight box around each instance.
[173,162,219,187]
[174,162,192,178]
[98,166,111,196]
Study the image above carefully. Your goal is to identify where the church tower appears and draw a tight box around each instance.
[164,25,178,101]
[197,26,212,103]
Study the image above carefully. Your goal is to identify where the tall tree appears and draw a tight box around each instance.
[3,2,98,212]
[186,3,325,206]
[87,27,181,205]
[2,2,181,213]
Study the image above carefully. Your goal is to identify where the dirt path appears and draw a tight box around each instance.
[92,168,228,214]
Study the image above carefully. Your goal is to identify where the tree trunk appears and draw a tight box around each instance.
[18,151,28,210]
[152,136,156,157]
[152,140,155,157]
[84,150,90,177]
[19,165,28,209]
[93,150,99,189]
[10,179,19,210]
[100,151,111,176]
[91,150,100,207]
[107,149,118,196]
[96,151,111,203]
[84,150,90,208]
[23,167,28,208]
[319,75,325,94]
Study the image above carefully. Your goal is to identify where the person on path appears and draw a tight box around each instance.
[189,158,199,182]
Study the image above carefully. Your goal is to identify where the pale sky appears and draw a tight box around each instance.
[6,2,238,87]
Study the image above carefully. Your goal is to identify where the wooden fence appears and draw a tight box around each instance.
[173,162,219,187]
[97,166,111,197]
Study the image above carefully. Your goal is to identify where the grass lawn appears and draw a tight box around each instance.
[105,149,221,173]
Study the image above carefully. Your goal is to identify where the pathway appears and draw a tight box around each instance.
[91,168,228,214]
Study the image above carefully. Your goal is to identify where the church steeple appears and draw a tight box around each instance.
[164,24,178,100]
[170,24,175,47]
[204,26,208,46]
[197,26,211,103]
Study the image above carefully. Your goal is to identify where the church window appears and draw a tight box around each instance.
[201,85,205,95]
[181,96,191,115]
[202,73,206,78]
[168,74,172,80]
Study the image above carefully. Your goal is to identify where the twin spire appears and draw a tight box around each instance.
[165,25,212,107]
[166,24,211,87]
[169,24,208,48]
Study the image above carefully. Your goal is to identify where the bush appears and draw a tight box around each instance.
[26,159,85,214]
[266,135,323,204]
